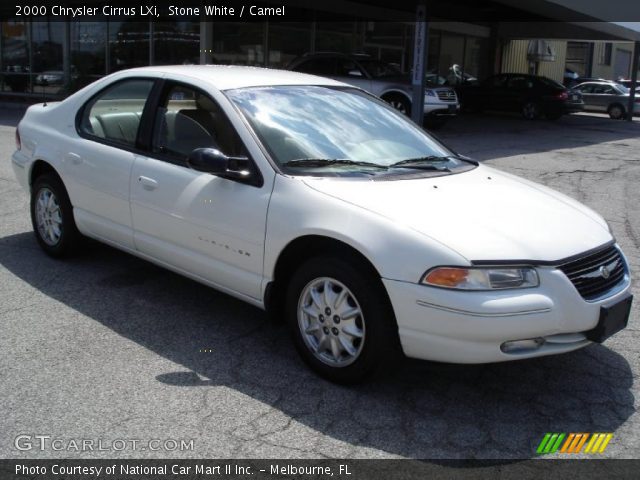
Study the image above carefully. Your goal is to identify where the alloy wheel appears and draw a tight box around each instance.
[35,187,63,246]
[297,277,365,367]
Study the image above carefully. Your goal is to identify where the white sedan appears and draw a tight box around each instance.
[12,66,632,383]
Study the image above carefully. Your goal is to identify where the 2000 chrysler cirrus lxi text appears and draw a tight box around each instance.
[11,65,632,383]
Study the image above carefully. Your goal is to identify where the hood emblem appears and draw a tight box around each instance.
[599,265,611,279]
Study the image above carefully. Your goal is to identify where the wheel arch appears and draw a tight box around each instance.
[264,234,387,318]
[29,159,62,189]
[380,89,412,103]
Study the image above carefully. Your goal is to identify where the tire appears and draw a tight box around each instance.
[285,256,400,384]
[608,104,626,120]
[424,117,448,130]
[30,173,83,258]
[384,94,411,116]
[546,111,563,121]
[521,101,540,120]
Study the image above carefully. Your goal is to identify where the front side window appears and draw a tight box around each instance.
[80,79,154,146]
[226,86,473,178]
[151,84,245,160]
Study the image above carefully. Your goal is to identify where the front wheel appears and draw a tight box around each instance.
[31,173,83,257]
[384,95,411,116]
[285,256,400,384]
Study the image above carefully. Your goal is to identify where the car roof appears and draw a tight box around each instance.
[119,65,347,91]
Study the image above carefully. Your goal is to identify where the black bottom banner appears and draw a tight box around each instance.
[2,459,640,480]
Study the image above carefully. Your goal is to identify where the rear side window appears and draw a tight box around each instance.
[79,79,154,147]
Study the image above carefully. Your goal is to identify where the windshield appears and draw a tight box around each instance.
[226,86,472,177]
[615,84,630,94]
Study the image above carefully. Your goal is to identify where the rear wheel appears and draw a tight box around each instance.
[522,101,540,120]
[30,173,82,257]
[608,103,626,120]
[285,256,400,384]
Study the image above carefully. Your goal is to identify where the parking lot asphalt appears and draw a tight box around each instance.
[0,107,639,460]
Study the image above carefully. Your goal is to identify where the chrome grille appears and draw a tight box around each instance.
[558,245,626,301]
[436,90,457,102]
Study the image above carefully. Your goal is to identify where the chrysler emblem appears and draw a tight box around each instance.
[599,265,611,279]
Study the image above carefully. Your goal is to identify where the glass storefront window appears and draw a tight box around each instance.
[31,21,65,95]
[267,22,311,69]
[109,22,150,71]
[1,20,30,93]
[153,21,200,66]
[71,21,107,91]
[211,23,265,65]
[315,22,362,54]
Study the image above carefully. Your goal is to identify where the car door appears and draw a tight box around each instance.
[129,81,271,301]
[590,84,614,112]
[575,83,596,110]
[504,75,532,112]
[479,74,508,111]
[70,77,156,249]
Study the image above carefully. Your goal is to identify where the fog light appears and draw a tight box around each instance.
[501,338,545,354]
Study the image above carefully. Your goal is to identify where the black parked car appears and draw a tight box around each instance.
[457,73,584,120]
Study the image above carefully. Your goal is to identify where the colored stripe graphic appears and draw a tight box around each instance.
[539,433,614,455]
[537,433,565,454]
[584,433,614,454]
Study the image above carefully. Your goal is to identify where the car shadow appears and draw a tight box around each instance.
[436,112,640,162]
[0,232,634,459]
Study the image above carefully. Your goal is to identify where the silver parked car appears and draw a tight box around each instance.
[571,81,639,119]
[288,53,459,128]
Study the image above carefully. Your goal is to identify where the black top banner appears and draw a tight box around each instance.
[2,0,640,22]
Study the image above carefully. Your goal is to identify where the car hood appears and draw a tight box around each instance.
[302,165,612,263]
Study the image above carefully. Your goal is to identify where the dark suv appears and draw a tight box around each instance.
[288,53,459,128]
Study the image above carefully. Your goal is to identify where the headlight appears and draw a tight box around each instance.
[421,267,539,290]
[425,90,435,97]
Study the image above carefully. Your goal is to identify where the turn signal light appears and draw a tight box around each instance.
[423,267,469,287]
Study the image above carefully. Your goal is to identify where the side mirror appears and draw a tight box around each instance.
[187,148,251,181]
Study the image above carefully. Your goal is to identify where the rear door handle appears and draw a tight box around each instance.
[138,176,158,191]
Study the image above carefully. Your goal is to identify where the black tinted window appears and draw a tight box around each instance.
[80,79,154,146]
[508,76,533,89]
[294,58,336,75]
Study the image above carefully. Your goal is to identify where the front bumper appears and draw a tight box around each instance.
[424,102,460,117]
[383,261,631,364]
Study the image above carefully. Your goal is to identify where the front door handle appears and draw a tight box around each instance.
[138,176,158,191]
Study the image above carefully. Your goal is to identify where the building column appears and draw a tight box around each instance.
[63,21,71,94]
[410,3,428,125]
[626,41,639,122]
[200,22,213,64]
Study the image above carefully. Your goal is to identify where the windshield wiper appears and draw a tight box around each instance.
[281,158,387,169]
[389,156,453,171]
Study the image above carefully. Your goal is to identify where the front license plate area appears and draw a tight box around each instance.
[586,294,633,343]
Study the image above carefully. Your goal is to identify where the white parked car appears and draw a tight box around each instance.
[12,66,632,383]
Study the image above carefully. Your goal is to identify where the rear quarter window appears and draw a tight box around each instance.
[79,79,155,147]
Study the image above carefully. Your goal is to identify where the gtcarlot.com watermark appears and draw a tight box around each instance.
[15,434,194,452]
